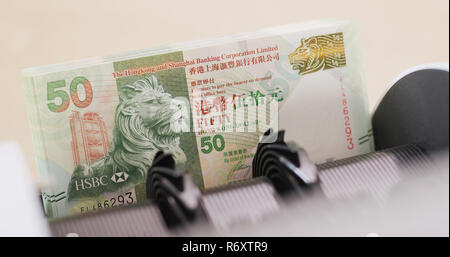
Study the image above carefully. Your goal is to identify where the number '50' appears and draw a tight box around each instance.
[47,76,93,112]
[201,135,225,154]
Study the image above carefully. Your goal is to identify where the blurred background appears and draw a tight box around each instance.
[0,0,448,179]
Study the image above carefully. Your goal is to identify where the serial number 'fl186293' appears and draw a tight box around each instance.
[79,191,135,213]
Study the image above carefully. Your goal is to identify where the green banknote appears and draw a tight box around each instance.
[23,19,374,218]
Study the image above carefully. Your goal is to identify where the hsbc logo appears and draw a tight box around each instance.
[111,172,129,183]
[73,172,129,191]
[74,176,108,191]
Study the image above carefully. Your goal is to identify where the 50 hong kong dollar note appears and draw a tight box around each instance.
[23,19,373,218]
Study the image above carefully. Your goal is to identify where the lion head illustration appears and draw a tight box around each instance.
[68,75,188,200]
[289,32,347,76]
[288,37,325,75]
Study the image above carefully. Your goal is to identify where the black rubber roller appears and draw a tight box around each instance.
[146,151,202,228]
[252,130,434,201]
[252,130,318,196]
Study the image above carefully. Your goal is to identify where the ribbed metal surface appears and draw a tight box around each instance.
[201,179,280,230]
[49,145,434,236]
[317,144,432,201]
[50,204,169,237]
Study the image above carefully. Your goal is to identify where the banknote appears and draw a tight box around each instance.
[23,19,373,218]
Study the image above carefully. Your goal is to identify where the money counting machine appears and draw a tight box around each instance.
[49,65,449,236]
